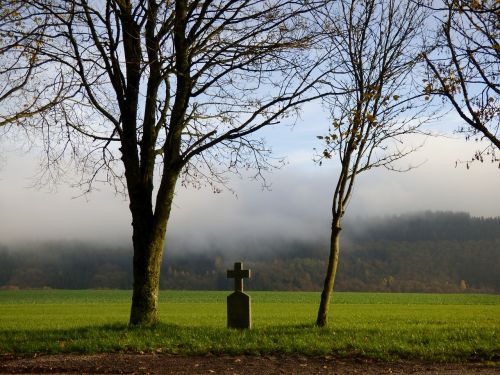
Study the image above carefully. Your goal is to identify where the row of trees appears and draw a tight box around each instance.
[0,0,498,326]
[349,211,500,242]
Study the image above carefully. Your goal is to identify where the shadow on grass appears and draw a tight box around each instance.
[0,322,329,354]
[1,322,498,362]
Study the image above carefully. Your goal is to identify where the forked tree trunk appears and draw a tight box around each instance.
[128,170,178,326]
[316,219,342,327]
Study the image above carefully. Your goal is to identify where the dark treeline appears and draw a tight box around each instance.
[347,211,500,242]
[1,211,499,293]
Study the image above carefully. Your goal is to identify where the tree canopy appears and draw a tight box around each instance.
[0,1,63,128]
[423,0,500,162]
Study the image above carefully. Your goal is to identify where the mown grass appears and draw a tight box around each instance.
[0,290,498,362]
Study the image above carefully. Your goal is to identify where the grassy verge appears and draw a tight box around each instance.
[0,290,498,362]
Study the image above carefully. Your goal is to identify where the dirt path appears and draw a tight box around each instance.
[0,354,498,375]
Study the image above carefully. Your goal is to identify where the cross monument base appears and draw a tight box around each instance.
[227,291,251,329]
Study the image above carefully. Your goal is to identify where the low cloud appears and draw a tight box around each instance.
[0,131,498,248]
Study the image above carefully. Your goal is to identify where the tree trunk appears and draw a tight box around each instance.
[316,219,341,327]
[129,231,165,326]
[128,170,178,326]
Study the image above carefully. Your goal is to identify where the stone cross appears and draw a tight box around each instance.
[227,261,250,292]
[227,261,252,329]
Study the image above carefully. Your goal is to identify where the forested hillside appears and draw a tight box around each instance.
[1,212,499,293]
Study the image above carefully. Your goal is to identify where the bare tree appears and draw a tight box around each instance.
[423,0,499,162]
[20,0,327,325]
[314,0,434,327]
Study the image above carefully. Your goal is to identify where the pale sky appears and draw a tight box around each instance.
[0,107,499,248]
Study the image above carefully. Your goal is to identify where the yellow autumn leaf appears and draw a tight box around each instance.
[470,0,481,9]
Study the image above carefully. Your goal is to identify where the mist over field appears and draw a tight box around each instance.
[1,211,499,293]
[1,126,499,247]
[1,102,499,294]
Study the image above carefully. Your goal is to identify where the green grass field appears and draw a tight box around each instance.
[0,290,498,362]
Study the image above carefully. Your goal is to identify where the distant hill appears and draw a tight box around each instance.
[1,211,499,293]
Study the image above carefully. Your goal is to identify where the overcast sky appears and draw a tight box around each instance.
[0,106,499,248]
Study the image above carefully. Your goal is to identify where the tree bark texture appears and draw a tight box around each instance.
[316,220,341,327]
[129,169,179,326]
[129,230,165,326]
